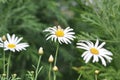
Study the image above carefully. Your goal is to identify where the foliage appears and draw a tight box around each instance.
[0,0,120,80]
[72,0,120,80]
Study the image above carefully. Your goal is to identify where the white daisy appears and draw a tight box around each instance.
[44,25,75,44]
[77,39,113,66]
[3,34,29,52]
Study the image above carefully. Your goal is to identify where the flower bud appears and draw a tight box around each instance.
[2,73,6,77]
[95,70,100,74]
[2,35,6,41]
[12,74,17,77]
[53,66,58,72]
[38,47,44,55]
[31,71,34,74]
[48,55,54,63]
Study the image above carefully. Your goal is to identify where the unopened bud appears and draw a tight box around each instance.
[2,35,6,41]
[31,71,34,74]
[38,47,44,55]
[48,55,54,63]
[53,66,58,72]
[2,73,6,77]
[95,70,100,74]
[12,74,17,77]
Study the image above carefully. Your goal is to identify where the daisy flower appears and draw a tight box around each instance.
[3,33,29,52]
[44,25,75,44]
[77,39,113,66]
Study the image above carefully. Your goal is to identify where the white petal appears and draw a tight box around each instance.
[77,46,89,50]
[14,37,18,43]
[64,27,73,33]
[85,54,92,63]
[99,48,113,56]
[46,35,55,40]
[98,42,106,49]
[44,27,56,32]
[62,38,69,44]
[81,40,94,47]
[16,37,23,44]
[58,38,62,44]
[63,38,71,44]
[93,55,99,63]
[83,52,91,61]
[66,32,75,35]
[54,36,57,42]
[11,34,15,43]
[77,43,89,49]
[10,48,15,52]
[95,39,99,48]
[64,35,75,40]
[99,56,106,66]
[0,38,3,42]
[16,43,29,51]
[100,54,112,62]
[7,33,12,43]
[81,51,88,57]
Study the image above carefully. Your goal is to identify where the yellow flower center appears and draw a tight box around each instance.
[90,48,99,55]
[8,44,16,48]
[55,29,64,37]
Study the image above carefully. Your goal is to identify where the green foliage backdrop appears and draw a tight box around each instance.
[0,0,120,80]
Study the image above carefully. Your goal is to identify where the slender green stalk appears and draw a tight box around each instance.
[32,77,34,80]
[31,72,34,80]
[7,52,12,79]
[77,73,82,80]
[53,43,59,80]
[48,63,52,80]
[34,55,42,80]
[95,74,98,80]
[3,42,6,74]
[38,66,43,74]
[54,43,59,66]
[3,51,6,74]
[53,72,56,80]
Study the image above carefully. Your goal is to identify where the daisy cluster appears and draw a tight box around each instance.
[0,33,29,52]
[44,25,113,66]
[0,25,113,66]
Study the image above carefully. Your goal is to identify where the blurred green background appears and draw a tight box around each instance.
[0,0,120,80]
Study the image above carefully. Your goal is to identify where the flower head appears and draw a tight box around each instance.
[44,25,75,44]
[77,39,113,66]
[4,34,29,52]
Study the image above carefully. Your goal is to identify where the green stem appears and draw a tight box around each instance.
[53,43,59,80]
[53,72,56,80]
[38,66,43,74]
[32,77,34,80]
[77,73,82,80]
[34,55,42,80]
[31,73,34,80]
[3,42,6,74]
[95,74,98,80]
[48,63,52,80]
[54,43,59,66]
[7,53,12,79]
